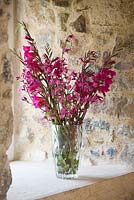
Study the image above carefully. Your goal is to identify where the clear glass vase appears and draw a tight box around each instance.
[51,124,82,179]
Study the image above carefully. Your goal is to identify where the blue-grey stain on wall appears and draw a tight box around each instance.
[90,150,100,157]
[117,125,134,138]
[84,119,110,133]
[107,147,116,158]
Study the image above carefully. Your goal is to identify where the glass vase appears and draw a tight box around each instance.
[51,124,82,179]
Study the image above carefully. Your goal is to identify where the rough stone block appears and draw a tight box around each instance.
[59,13,69,31]
[112,71,134,91]
[0,30,8,45]
[0,8,3,16]
[53,0,70,7]
[115,61,134,70]
[114,34,134,53]
[4,0,11,5]
[2,88,12,98]
[40,0,50,7]
[72,15,86,32]
[91,95,134,118]
[1,55,12,83]
[0,162,12,199]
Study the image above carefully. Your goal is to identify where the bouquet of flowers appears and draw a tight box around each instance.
[14,22,116,126]
[13,22,118,179]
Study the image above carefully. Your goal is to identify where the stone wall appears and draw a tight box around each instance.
[13,0,134,167]
[0,0,13,199]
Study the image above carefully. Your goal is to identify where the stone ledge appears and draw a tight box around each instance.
[7,161,133,200]
[41,173,134,200]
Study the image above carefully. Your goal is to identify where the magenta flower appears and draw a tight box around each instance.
[21,96,28,102]
[66,94,72,101]
[59,108,66,119]
[66,34,75,42]
[63,48,72,53]
[44,106,50,112]
[31,96,46,108]
[28,80,41,93]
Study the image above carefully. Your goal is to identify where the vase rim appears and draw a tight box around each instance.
[51,123,83,126]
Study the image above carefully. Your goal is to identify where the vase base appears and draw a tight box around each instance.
[56,173,78,180]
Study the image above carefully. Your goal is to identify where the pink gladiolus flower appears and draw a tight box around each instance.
[46,66,52,73]
[25,35,34,41]
[58,96,64,104]
[54,58,62,68]
[74,92,80,101]
[63,48,72,53]
[23,45,37,64]
[66,34,75,42]
[29,61,42,71]
[90,95,103,103]
[66,85,71,90]
[28,80,41,93]
[49,79,55,86]
[92,82,98,88]
[16,76,20,80]
[62,68,68,74]
[100,68,116,78]
[23,46,30,52]
[70,106,77,115]
[47,113,54,121]
[56,80,61,85]
[44,106,49,112]
[66,94,72,101]
[80,57,90,64]
[99,86,109,93]
[19,85,26,91]
[59,108,66,119]
[46,92,50,97]
[21,96,28,102]
[31,96,46,108]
